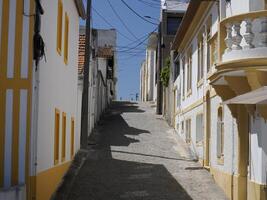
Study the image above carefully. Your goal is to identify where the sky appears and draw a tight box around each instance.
[81,0,160,101]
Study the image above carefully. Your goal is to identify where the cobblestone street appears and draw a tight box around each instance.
[66,102,228,200]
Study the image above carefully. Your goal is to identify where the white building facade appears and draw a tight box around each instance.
[140,33,157,102]
[172,0,267,200]
[78,28,117,136]
[0,0,85,200]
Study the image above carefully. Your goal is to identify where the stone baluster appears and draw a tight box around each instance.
[259,17,267,47]
[224,23,233,53]
[232,22,242,50]
[243,18,255,49]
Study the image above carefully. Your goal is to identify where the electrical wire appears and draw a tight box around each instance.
[120,0,158,25]
[117,26,158,53]
[135,0,161,9]
[106,0,139,40]
[92,6,135,42]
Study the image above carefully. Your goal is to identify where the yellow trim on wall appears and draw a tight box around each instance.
[64,13,69,64]
[210,167,232,199]
[211,166,267,200]
[57,0,63,55]
[248,179,267,200]
[0,90,6,187]
[0,2,10,186]
[0,1,9,186]
[61,112,66,162]
[71,117,75,158]
[8,0,27,184]
[11,89,20,186]
[54,109,60,165]
[181,98,203,115]
[36,162,71,200]
[14,0,23,79]
[0,0,9,80]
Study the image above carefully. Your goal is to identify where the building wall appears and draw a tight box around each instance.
[34,1,81,199]
[0,0,34,199]
[174,2,238,199]
[173,1,267,199]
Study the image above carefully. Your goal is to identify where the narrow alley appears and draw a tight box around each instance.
[63,102,227,200]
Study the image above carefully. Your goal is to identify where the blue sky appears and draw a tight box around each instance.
[81,0,160,100]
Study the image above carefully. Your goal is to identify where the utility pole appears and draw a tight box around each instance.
[156,22,162,114]
[80,0,92,149]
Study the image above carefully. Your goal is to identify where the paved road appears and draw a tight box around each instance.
[67,101,228,200]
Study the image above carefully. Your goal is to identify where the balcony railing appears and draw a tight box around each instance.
[219,10,267,63]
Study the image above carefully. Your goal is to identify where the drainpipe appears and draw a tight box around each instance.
[80,0,92,149]
[156,22,162,114]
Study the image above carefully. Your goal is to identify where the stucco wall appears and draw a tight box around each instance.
[36,0,80,173]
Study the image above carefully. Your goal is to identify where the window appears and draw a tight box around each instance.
[197,33,204,82]
[54,109,60,165]
[64,13,69,64]
[173,53,180,81]
[208,34,218,70]
[57,0,63,54]
[185,119,191,143]
[196,113,204,143]
[167,17,182,35]
[71,117,75,158]
[217,107,224,160]
[206,15,212,72]
[181,121,184,134]
[182,56,185,98]
[61,112,66,162]
[186,49,192,94]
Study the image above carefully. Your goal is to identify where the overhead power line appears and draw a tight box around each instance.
[135,0,161,9]
[92,6,135,42]
[117,26,157,53]
[107,0,139,40]
[120,0,158,25]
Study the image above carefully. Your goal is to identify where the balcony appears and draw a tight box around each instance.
[208,11,267,120]
[218,10,267,67]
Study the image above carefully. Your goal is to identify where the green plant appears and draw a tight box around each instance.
[160,57,170,87]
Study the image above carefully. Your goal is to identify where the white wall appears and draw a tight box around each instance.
[36,0,80,173]
[175,2,237,176]
[250,114,267,184]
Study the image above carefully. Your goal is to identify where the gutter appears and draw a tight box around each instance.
[74,0,86,20]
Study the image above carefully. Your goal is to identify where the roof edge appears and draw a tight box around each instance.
[74,0,86,20]
[171,0,202,51]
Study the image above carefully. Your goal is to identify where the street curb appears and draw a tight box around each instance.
[50,149,88,200]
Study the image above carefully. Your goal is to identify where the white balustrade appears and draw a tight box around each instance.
[232,22,242,50]
[243,18,255,49]
[224,23,233,53]
[259,17,267,47]
[224,15,267,55]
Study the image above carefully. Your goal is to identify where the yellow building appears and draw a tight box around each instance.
[0,0,85,199]
[172,0,267,199]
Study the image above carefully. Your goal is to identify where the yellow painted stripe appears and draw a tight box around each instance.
[14,0,23,79]
[0,0,9,80]
[12,89,20,185]
[71,117,75,158]
[61,112,66,162]
[0,79,31,89]
[0,89,6,187]
[0,0,9,188]
[26,1,35,199]
[36,162,70,200]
